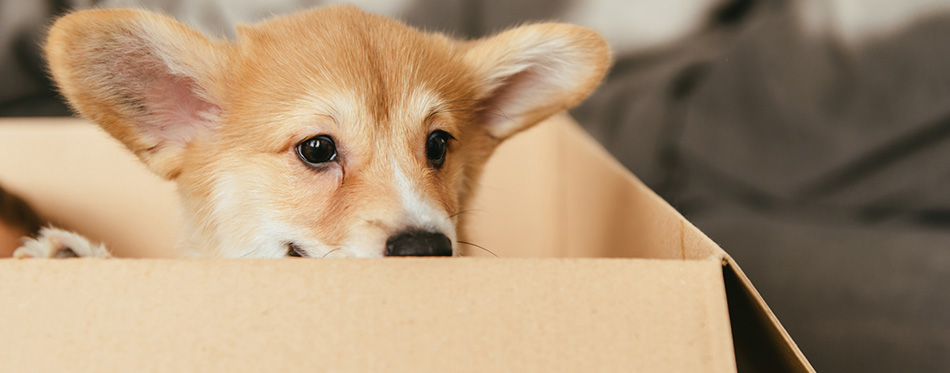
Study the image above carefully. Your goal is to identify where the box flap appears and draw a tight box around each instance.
[559,118,814,371]
[0,258,735,372]
[466,116,814,371]
[722,255,814,373]
[465,114,722,260]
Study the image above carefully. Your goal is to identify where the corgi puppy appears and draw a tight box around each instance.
[17,5,609,258]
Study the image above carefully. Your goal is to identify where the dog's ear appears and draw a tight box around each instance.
[45,9,228,179]
[464,24,610,140]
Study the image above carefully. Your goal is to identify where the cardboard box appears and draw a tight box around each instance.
[0,115,813,372]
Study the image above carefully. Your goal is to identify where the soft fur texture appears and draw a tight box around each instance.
[33,5,609,258]
[15,227,110,259]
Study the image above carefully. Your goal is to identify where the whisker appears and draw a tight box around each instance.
[322,247,343,258]
[448,209,488,219]
[456,240,499,258]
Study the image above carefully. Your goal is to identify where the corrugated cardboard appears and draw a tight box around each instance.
[0,115,813,372]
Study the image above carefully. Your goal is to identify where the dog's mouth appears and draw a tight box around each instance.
[286,242,347,258]
[286,242,308,257]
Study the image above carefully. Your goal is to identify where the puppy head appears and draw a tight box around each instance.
[45,6,610,257]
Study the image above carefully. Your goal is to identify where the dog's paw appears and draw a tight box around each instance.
[14,227,111,258]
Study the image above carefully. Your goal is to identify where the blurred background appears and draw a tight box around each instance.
[3,0,950,370]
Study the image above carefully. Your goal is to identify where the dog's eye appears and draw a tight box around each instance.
[426,130,453,169]
[296,135,337,166]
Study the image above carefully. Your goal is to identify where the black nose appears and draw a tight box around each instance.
[385,231,453,257]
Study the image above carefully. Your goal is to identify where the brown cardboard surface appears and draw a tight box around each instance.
[0,118,181,258]
[466,117,812,371]
[0,259,734,372]
[0,115,813,371]
[464,115,720,260]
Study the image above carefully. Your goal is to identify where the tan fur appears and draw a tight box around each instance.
[43,6,610,258]
[15,227,111,259]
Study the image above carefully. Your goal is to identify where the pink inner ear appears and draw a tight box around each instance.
[479,68,540,134]
[142,73,219,150]
[92,32,220,152]
[478,64,564,139]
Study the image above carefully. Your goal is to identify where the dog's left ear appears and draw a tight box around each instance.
[464,24,610,140]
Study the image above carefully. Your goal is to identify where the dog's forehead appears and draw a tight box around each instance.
[230,6,473,124]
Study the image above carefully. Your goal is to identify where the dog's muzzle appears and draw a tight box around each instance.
[385,231,452,257]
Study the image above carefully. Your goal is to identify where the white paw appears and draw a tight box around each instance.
[14,227,111,258]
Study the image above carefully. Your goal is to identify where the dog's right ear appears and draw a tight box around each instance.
[46,9,228,179]
[463,23,610,141]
